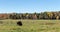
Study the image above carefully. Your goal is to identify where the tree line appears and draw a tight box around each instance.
[8,11,60,20]
[0,11,60,20]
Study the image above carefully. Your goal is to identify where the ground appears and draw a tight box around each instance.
[0,19,60,32]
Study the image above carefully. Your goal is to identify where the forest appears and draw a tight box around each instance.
[0,11,60,20]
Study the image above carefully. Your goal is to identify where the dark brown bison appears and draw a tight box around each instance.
[17,21,22,26]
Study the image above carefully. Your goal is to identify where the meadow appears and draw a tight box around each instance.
[0,19,60,32]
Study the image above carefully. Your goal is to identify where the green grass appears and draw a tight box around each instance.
[0,19,60,32]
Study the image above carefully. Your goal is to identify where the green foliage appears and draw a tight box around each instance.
[1,11,60,20]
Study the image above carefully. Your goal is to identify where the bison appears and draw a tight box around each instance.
[17,21,22,26]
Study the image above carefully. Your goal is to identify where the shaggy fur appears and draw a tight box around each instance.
[17,21,22,26]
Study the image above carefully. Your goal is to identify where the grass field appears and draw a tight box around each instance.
[0,19,60,32]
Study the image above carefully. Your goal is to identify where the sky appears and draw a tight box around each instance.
[0,0,60,13]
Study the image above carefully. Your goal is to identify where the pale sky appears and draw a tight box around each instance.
[0,0,60,13]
